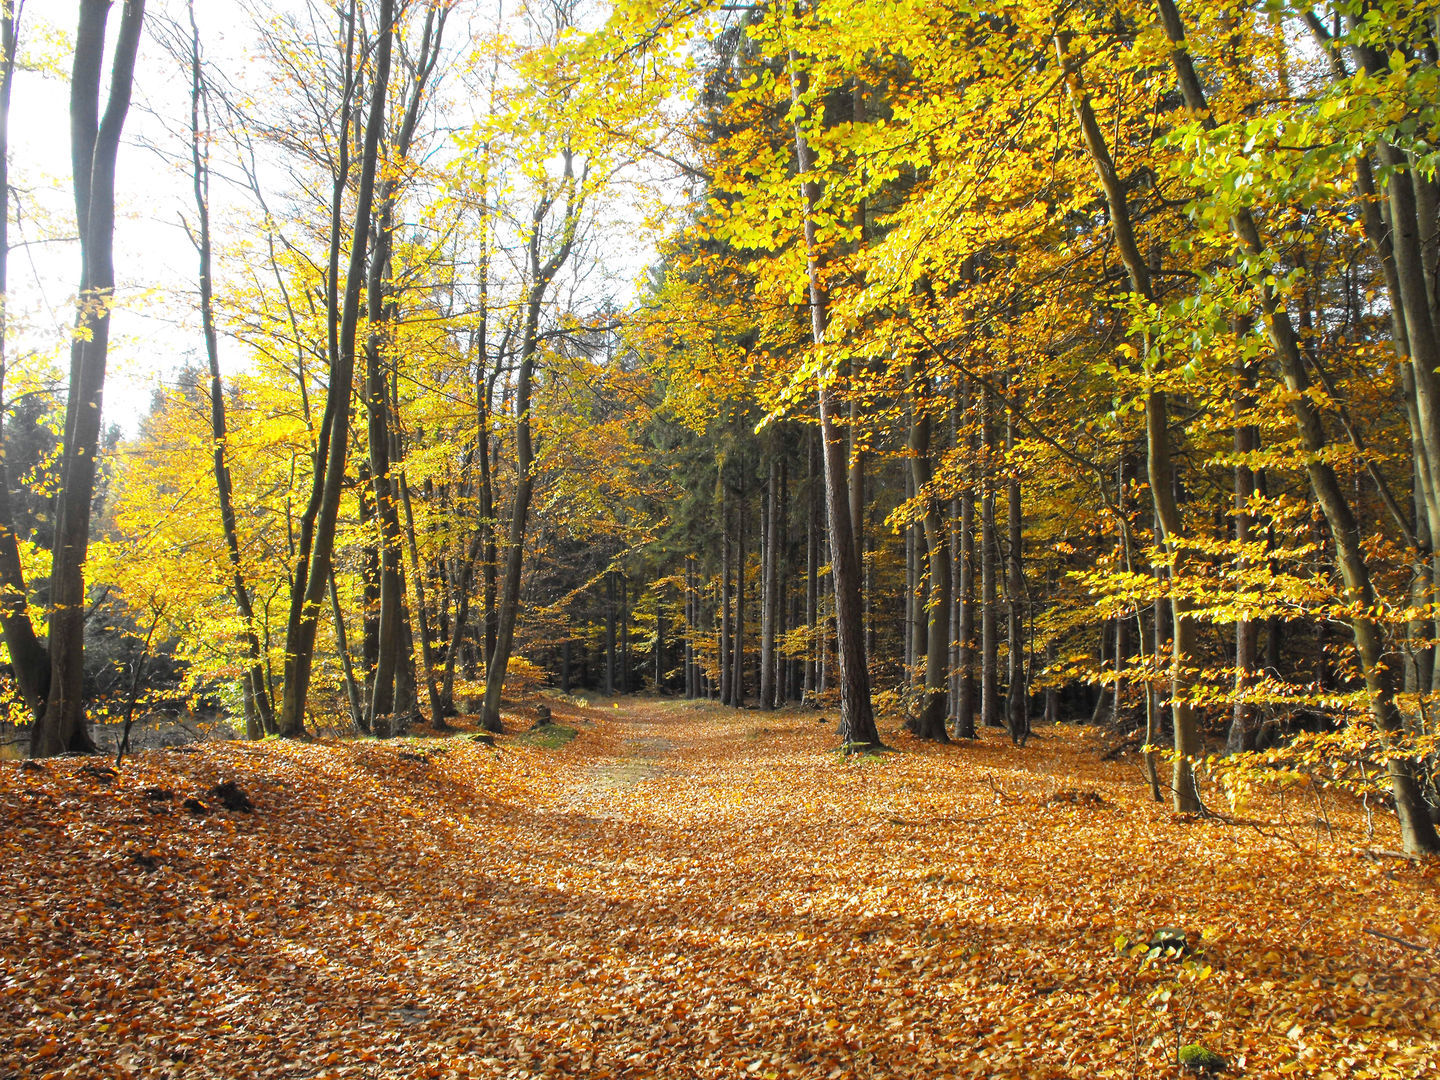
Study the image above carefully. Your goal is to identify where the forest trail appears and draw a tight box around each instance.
[2,700,1438,1079]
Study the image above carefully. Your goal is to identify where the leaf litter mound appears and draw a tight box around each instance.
[1,700,1437,1078]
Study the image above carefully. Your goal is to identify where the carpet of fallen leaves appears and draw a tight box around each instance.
[2,699,1438,1079]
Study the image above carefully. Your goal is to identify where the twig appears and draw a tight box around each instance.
[1362,925,1435,953]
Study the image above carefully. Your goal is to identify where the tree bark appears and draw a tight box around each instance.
[732,483,746,707]
[907,377,951,741]
[183,0,274,736]
[1005,396,1028,746]
[478,150,584,732]
[980,385,1000,730]
[1058,30,1198,811]
[32,0,146,757]
[276,0,390,738]
[760,452,780,709]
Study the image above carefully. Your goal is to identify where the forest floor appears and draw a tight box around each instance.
[1,698,1438,1079]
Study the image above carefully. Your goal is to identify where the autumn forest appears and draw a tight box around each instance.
[2,0,1439,1076]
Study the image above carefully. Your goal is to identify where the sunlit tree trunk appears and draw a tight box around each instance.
[732,482,746,707]
[907,372,951,741]
[788,50,877,746]
[32,0,146,757]
[277,0,390,738]
[181,0,274,736]
[478,150,583,732]
[1058,32,1198,811]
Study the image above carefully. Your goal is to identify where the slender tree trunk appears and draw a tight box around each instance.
[397,470,444,728]
[0,0,52,723]
[732,485,747,707]
[478,152,583,732]
[1058,31,1198,810]
[1228,351,1260,752]
[720,481,732,705]
[956,473,977,739]
[1005,397,1028,746]
[790,53,877,746]
[32,0,146,757]
[655,592,665,692]
[907,378,951,741]
[980,385,1000,729]
[620,575,630,694]
[183,0,274,737]
[805,430,820,700]
[329,569,363,729]
[276,0,390,738]
[605,572,616,696]
[761,454,780,709]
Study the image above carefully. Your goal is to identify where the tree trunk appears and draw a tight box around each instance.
[1155,0,1439,849]
[907,379,951,741]
[0,0,52,723]
[1228,350,1260,752]
[1058,31,1198,811]
[980,385,1000,729]
[732,485,746,707]
[397,469,444,728]
[276,0,390,738]
[790,54,877,746]
[760,453,780,709]
[478,151,583,732]
[1005,397,1028,746]
[31,0,146,757]
[329,570,363,729]
[605,572,616,696]
[720,481,731,705]
[805,430,820,700]
[184,0,274,737]
[620,574,630,693]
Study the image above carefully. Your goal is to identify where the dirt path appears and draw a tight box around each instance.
[1,699,1437,1079]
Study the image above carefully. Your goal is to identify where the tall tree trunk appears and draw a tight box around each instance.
[397,469,444,728]
[732,484,746,707]
[620,575,630,693]
[655,591,665,692]
[956,473,977,739]
[1005,396,1028,746]
[183,0,273,736]
[329,570,363,729]
[908,384,951,741]
[761,453,780,709]
[805,430,820,700]
[1058,31,1198,811]
[790,53,877,746]
[720,481,731,705]
[32,0,146,757]
[605,572,616,696]
[478,151,583,732]
[684,558,695,699]
[1228,350,1260,752]
[980,385,1000,729]
[0,0,52,724]
[276,0,390,738]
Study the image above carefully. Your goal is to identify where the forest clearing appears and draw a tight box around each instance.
[2,698,1438,1079]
